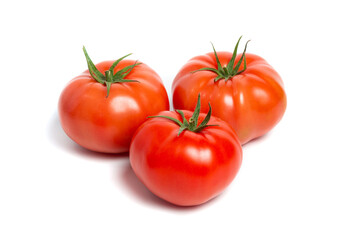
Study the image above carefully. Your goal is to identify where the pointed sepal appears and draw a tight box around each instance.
[191,37,250,82]
[82,47,141,98]
[148,94,218,136]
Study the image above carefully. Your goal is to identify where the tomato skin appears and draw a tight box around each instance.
[129,110,242,206]
[58,60,169,153]
[172,52,287,144]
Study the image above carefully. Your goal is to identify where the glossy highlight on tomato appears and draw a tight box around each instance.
[172,37,287,144]
[58,48,169,153]
[130,96,242,206]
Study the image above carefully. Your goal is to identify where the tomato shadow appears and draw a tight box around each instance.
[47,112,128,161]
[119,163,222,212]
[242,132,271,149]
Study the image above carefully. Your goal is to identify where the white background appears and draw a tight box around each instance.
[1,0,359,239]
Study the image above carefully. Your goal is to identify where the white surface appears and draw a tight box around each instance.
[1,0,359,239]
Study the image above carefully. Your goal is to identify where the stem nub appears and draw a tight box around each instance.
[148,94,218,136]
[192,36,251,82]
[82,46,141,98]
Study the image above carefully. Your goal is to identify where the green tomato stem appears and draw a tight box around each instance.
[105,70,113,82]
[148,94,218,136]
[82,46,141,98]
[192,37,251,82]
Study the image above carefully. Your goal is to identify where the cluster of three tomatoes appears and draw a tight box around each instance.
[58,38,287,206]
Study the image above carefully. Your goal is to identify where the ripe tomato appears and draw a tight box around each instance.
[58,47,169,153]
[130,95,242,206]
[172,37,287,144]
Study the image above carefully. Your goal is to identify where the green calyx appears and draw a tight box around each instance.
[83,46,141,98]
[192,36,251,82]
[148,94,218,136]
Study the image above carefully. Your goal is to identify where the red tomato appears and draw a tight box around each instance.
[130,96,242,206]
[58,48,169,153]
[172,38,287,144]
